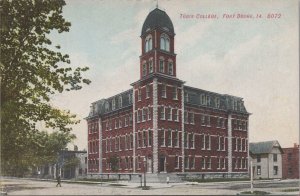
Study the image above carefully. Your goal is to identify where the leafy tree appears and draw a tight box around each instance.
[0,0,91,176]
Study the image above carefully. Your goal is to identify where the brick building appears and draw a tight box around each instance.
[86,8,250,177]
[282,143,299,179]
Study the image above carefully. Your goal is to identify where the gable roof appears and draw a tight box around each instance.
[249,140,283,154]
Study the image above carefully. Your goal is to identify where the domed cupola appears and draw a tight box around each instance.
[139,8,177,79]
[141,8,175,36]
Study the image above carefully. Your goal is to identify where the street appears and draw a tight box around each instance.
[0,177,299,195]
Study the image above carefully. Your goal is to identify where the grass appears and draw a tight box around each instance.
[185,178,250,183]
[239,190,270,195]
[281,188,299,192]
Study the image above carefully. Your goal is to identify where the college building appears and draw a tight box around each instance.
[86,8,250,178]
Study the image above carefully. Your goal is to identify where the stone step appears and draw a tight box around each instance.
[130,173,182,183]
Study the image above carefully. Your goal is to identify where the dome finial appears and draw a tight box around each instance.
[156,0,159,8]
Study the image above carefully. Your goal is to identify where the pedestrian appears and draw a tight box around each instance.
[56,175,62,187]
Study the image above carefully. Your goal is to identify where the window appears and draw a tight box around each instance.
[138,88,141,101]
[167,108,172,121]
[174,109,179,121]
[206,115,211,126]
[288,153,292,161]
[174,131,179,147]
[257,155,261,163]
[167,130,172,147]
[125,135,128,150]
[273,154,277,162]
[145,36,152,52]
[118,136,121,151]
[185,93,189,102]
[201,115,205,126]
[129,114,133,126]
[136,111,140,123]
[143,63,147,76]
[115,119,118,129]
[205,135,211,150]
[112,98,116,110]
[172,86,178,100]
[137,132,142,148]
[190,157,195,169]
[148,130,152,146]
[142,108,146,121]
[149,60,153,73]
[125,115,128,127]
[160,107,165,120]
[200,94,206,105]
[184,111,188,123]
[237,138,241,151]
[184,156,189,169]
[217,158,221,169]
[105,122,109,130]
[215,97,220,108]
[161,84,166,98]
[161,130,165,146]
[147,108,151,120]
[109,138,112,152]
[207,158,211,169]
[191,133,195,148]
[105,102,109,112]
[128,93,133,104]
[201,157,206,169]
[143,131,147,147]
[273,166,278,175]
[159,59,164,73]
[168,62,173,75]
[184,132,188,148]
[201,135,205,149]
[190,113,195,124]
[146,85,150,98]
[130,134,133,149]
[118,96,122,108]
[119,119,122,128]
[160,34,170,51]
[175,156,179,169]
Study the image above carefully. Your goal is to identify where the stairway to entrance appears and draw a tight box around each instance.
[130,173,182,183]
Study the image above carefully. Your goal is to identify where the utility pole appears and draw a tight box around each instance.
[250,160,253,194]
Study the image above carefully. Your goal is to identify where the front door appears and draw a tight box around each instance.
[159,157,165,172]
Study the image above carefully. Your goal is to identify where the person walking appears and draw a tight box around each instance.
[56,175,62,187]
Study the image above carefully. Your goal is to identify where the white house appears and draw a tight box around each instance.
[250,140,283,179]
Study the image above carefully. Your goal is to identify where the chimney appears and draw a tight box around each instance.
[293,143,298,148]
[74,145,78,151]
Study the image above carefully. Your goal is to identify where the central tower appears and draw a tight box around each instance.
[132,8,184,174]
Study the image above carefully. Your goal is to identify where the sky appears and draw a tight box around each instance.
[49,0,299,150]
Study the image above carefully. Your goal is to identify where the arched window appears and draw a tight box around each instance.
[160,34,170,52]
[145,36,152,52]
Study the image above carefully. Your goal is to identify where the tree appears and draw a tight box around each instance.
[0,0,91,176]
